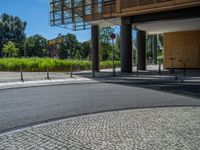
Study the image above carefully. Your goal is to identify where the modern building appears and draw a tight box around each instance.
[50,0,200,72]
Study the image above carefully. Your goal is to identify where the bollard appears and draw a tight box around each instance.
[181,78,184,83]
[113,64,116,77]
[20,65,24,82]
[77,64,80,72]
[92,63,95,78]
[92,69,95,78]
[136,64,139,77]
[70,65,73,78]
[175,75,178,80]
[158,60,161,76]
[46,67,50,80]
[183,63,186,76]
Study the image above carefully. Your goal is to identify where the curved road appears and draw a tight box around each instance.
[0,82,200,133]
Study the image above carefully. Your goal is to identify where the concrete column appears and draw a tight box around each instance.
[137,31,146,70]
[120,24,132,73]
[153,34,158,64]
[91,25,99,72]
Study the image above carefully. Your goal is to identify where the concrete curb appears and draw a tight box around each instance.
[0,78,99,90]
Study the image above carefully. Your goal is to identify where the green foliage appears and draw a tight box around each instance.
[114,34,120,61]
[99,27,115,61]
[157,49,164,60]
[2,41,19,57]
[145,34,164,62]
[0,58,120,72]
[25,34,49,57]
[60,34,91,60]
[0,13,26,57]
[157,34,164,49]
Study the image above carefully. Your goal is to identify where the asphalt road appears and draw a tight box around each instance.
[0,82,200,133]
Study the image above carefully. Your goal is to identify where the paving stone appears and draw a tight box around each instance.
[0,107,199,150]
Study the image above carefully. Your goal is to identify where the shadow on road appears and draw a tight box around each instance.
[76,69,200,99]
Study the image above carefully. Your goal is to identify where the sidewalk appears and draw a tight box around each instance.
[0,77,97,90]
[0,107,199,149]
[0,65,200,90]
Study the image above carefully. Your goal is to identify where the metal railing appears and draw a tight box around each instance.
[50,0,116,31]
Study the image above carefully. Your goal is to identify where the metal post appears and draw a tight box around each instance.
[20,65,24,82]
[112,38,116,77]
[170,58,175,74]
[137,64,139,77]
[47,67,50,80]
[92,61,95,78]
[158,60,161,76]
[70,65,73,78]
[183,63,186,76]
[175,75,178,80]
[78,63,80,72]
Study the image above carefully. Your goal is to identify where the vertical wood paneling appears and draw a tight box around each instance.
[164,30,200,69]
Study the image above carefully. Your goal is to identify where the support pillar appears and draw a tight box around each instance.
[91,25,99,72]
[137,31,146,70]
[120,23,132,73]
[153,34,157,64]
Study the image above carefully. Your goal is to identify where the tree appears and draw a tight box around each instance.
[2,41,18,57]
[81,41,91,59]
[146,34,153,62]
[25,35,48,57]
[66,33,78,59]
[157,34,164,49]
[0,13,26,57]
[99,27,115,60]
[114,34,120,60]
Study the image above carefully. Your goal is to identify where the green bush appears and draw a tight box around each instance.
[0,58,120,72]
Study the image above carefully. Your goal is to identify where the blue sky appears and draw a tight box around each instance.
[0,0,135,42]
[0,0,91,41]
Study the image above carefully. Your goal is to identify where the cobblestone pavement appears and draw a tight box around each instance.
[0,107,200,150]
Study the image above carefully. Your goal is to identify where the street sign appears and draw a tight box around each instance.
[110,33,116,40]
[48,39,56,46]
[57,36,63,44]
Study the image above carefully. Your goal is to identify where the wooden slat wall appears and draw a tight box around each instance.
[164,30,200,69]
[80,0,200,22]
[114,0,200,18]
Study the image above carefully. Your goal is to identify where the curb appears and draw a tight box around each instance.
[0,78,99,90]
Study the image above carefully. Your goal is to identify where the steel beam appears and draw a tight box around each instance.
[137,31,146,70]
[153,34,157,64]
[91,25,99,72]
[120,22,132,73]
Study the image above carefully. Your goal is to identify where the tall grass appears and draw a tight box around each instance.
[0,58,120,72]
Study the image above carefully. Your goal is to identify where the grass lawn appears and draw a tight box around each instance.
[0,58,120,72]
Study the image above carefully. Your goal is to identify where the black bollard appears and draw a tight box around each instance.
[77,64,80,72]
[92,69,95,78]
[70,65,73,78]
[158,60,161,76]
[136,64,139,77]
[20,65,24,82]
[113,64,116,77]
[183,63,186,76]
[175,75,178,80]
[47,67,50,80]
